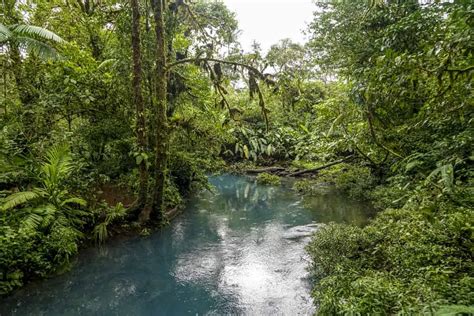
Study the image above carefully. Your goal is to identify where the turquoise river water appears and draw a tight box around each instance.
[0,174,374,315]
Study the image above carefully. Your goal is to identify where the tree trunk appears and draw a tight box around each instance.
[130,0,149,217]
[150,0,168,221]
[9,44,28,105]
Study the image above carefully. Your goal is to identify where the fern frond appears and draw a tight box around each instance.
[66,207,90,220]
[69,216,87,226]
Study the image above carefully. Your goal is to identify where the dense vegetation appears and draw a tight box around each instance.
[304,1,473,314]
[1,0,472,314]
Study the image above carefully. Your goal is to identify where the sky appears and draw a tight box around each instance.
[223,0,315,53]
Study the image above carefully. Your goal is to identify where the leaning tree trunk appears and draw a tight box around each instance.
[150,0,168,221]
[130,0,149,218]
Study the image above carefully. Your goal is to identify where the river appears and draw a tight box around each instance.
[0,174,373,315]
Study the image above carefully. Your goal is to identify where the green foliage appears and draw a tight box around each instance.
[0,22,64,59]
[304,1,474,313]
[163,178,184,210]
[228,126,278,161]
[168,151,209,196]
[435,305,474,316]
[1,0,471,310]
[318,163,376,199]
[293,179,332,196]
[0,125,31,189]
[93,202,127,244]
[0,145,88,294]
[256,173,281,186]
[307,204,474,314]
[1,145,88,229]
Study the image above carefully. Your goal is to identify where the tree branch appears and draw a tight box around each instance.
[167,57,266,80]
[288,156,354,177]
[246,167,286,174]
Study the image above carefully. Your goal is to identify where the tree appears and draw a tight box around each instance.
[145,0,272,220]
[129,0,149,218]
[149,0,168,221]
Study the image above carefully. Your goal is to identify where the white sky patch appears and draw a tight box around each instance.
[223,0,315,53]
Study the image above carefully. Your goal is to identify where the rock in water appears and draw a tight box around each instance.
[283,223,321,240]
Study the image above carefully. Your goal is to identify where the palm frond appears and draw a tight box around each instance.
[1,190,42,211]
[98,59,117,70]
[66,207,90,219]
[41,144,74,186]
[16,36,60,60]
[21,212,44,230]
[61,197,87,207]
[12,24,64,44]
[93,222,108,244]
[32,204,57,228]
[45,144,73,172]
[69,215,87,226]
[0,23,12,43]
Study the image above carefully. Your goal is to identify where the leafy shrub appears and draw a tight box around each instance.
[306,204,474,314]
[93,202,127,244]
[256,173,281,185]
[0,124,31,189]
[293,179,332,195]
[163,177,184,210]
[318,163,375,199]
[168,151,208,195]
[0,145,89,295]
[369,175,411,209]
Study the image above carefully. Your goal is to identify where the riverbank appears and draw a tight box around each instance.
[1,174,375,315]
[231,160,474,314]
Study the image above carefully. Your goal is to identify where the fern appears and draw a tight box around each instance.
[92,203,126,245]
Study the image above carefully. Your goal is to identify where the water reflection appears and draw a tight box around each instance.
[0,174,373,316]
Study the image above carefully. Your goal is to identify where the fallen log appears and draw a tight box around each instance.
[246,167,286,174]
[288,156,354,177]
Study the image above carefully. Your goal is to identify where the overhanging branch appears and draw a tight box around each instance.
[166,57,266,80]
